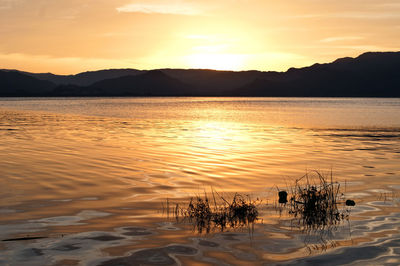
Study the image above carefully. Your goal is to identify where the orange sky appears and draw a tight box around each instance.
[0,0,399,74]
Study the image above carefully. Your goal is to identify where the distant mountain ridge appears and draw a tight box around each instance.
[1,51,400,97]
[52,70,194,96]
[233,51,400,97]
[0,70,55,96]
[21,69,144,86]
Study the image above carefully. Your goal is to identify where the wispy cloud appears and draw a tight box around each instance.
[116,2,201,16]
[320,36,364,43]
[332,45,394,51]
[373,2,400,8]
[292,12,400,20]
[0,0,17,10]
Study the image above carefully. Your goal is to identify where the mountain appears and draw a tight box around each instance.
[20,68,270,93]
[1,51,400,97]
[0,70,55,96]
[160,69,275,95]
[21,69,144,86]
[233,52,400,97]
[52,70,194,96]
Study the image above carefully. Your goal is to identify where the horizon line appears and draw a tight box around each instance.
[2,50,398,76]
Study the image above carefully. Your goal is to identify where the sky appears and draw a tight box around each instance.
[0,0,399,74]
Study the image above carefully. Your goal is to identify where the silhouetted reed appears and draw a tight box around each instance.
[282,171,351,232]
[169,192,259,233]
[273,171,357,253]
[166,171,354,238]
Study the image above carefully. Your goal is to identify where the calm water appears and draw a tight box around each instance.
[1,97,400,265]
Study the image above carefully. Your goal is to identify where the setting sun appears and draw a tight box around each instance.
[186,53,246,70]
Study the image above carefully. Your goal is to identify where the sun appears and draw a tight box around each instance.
[186,53,246,71]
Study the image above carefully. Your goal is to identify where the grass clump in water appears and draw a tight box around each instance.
[167,171,352,236]
[284,171,350,231]
[174,192,259,233]
[275,171,354,252]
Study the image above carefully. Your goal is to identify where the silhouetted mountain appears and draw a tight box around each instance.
[21,69,144,86]
[160,69,275,95]
[52,70,194,96]
[0,70,55,96]
[1,51,400,97]
[233,52,400,97]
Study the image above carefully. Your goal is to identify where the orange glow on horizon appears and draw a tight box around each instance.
[0,1,399,74]
[186,53,246,71]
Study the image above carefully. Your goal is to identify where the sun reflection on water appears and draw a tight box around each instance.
[1,98,400,265]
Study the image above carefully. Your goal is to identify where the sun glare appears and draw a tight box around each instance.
[186,53,246,70]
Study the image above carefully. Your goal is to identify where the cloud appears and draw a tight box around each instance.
[292,12,400,20]
[332,45,394,51]
[116,2,201,16]
[0,0,16,10]
[320,36,364,43]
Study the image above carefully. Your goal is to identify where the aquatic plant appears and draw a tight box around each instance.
[273,171,357,253]
[170,192,259,233]
[166,171,353,237]
[285,171,350,231]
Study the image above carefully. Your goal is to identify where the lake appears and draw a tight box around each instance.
[1,97,400,265]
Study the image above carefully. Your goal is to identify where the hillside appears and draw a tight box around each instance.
[232,52,400,97]
[51,70,194,96]
[1,51,400,97]
[0,70,55,96]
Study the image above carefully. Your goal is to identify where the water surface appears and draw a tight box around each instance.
[1,97,399,265]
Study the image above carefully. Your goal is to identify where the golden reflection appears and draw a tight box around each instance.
[192,121,250,149]
[1,99,400,265]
